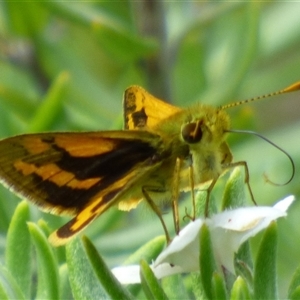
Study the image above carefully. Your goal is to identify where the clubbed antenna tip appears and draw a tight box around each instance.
[220,81,300,110]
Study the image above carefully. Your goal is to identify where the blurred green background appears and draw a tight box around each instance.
[0,2,300,297]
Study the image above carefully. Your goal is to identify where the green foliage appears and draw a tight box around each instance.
[212,272,227,300]
[199,224,216,299]
[5,201,31,298]
[253,222,278,299]
[27,71,70,132]
[0,2,300,299]
[140,259,169,300]
[27,222,60,299]
[82,236,134,300]
[0,169,298,299]
[65,237,110,300]
[230,276,251,300]
[288,266,300,299]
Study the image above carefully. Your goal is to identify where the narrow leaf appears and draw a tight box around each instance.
[5,201,31,299]
[223,167,253,279]
[289,286,300,300]
[0,266,25,300]
[230,276,251,300]
[82,236,134,300]
[288,265,300,299]
[195,189,217,217]
[253,222,278,300]
[59,264,73,300]
[212,272,227,300]
[27,222,59,299]
[234,243,253,288]
[66,237,108,300]
[42,2,156,61]
[123,235,165,265]
[161,274,189,300]
[199,224,216,300]
[122,235,165,297]
[222,167,246,210]
[140,259,169,300]
[28,71,69,132]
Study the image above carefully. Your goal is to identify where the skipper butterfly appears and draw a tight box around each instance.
[0,82,299,245]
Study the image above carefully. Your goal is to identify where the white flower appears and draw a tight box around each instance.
[111,195,295,284]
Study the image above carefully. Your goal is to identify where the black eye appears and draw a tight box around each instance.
[181,122,203,144]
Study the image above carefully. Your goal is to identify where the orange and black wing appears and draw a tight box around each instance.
[0,130,163,245]
[123,85,181,130]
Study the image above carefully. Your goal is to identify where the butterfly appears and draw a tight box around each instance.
[0,82,299,246]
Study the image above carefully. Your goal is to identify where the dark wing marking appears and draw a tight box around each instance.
[0,131,162,215]
[123,86,181,130]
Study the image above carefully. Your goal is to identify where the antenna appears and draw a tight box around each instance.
[220,81,300,110]
[226,129,295,186]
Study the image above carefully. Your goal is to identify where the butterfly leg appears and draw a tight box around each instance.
[142,186,171,244]
[189,164,196,220]
[204,161,256,217]
[183,162,196,221]
[226,161,257,205]
[204,177,219,217]
[171,157,182,235]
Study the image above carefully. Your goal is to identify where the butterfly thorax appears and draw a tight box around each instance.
[151,104,232,188]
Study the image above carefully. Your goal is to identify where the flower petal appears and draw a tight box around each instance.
[210,195,295,272]
[111,265,141,284]
[112,196,295,283]
[154,219,204,271]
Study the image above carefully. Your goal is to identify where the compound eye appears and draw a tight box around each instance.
[181,122,203,144]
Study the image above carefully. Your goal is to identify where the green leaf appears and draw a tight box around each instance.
[0,84,37,119]
[140,259,169,300]
[4,2,48,36]
[82,236,134,300]
[195,189,218,217]
[199,224,216,300]
[5,201,31,299]
[59,264,73,300]
[223,2,261,100]
[288,265,300,299]
[253,222,278,300]
[121,235,165,297]
[0,265,25,300]
[37,218,52,237]
[222,167,254,291]
[212,272,227,300]
[37,219,66,264]
[41,2,156,62]
[66,237,109,300]
[161,274,189,300]
[27,71,69,132]
[222,167,246,210]
[200,2,261,106]
[289,286,300,300]
[123,235,165,265]
[27,222,59,299]
[230,276,251,300]
[234,243,253,288]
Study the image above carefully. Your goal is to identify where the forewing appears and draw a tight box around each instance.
[0,131,161,217]
[124,85,181,129]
